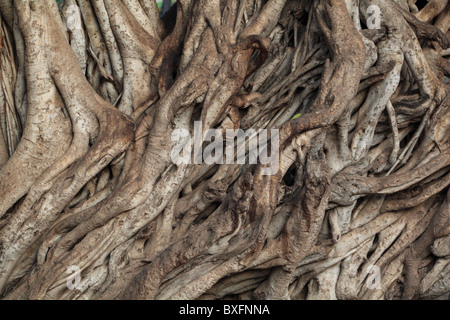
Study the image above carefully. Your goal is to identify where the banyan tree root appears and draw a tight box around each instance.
[0,0,449,300]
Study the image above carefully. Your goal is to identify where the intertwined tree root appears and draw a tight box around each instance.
[0,0,449,300]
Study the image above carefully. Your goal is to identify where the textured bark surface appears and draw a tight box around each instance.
[0,0,449,300]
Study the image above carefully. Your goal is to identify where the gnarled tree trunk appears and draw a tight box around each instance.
[0,0,449,300]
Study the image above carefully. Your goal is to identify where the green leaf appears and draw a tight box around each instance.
[291,113,302,119]
[157,1,177,11]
